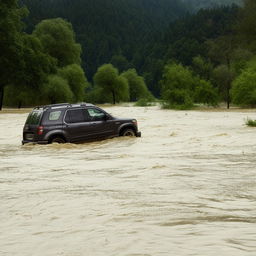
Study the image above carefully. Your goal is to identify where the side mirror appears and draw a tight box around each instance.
[105,114,111,121]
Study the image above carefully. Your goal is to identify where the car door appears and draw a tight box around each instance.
[86,107,116,138]
[64,108,95,142]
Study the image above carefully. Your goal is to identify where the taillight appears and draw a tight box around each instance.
[37,126,44,135]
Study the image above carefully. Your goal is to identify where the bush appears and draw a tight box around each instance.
[121,69,151,101]
[161,89,194,110]
[246,118,256,127]
[231,68,256,107]
[160,63,198,109]
[194,79,219,106]
[134,98,156,107]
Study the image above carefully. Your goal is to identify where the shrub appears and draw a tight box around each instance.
[161,89,194,110]
[231,68,256,107]
[160,63,197,109]
[246,118,256,127]
[194,79,219,106]
[135,98,156,107]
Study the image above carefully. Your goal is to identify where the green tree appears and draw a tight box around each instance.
[33,18,82,67]
[42,75,73,104]
[121,69,152,101]
[20,34,57,88]
[110,55,132,73]
[85,86,110,104]
[0,0,27,110]
[192,56,213,80]
[237,0,256,53]
[58,64,88,102]
[4,84,35,108]
[194,79,219,106]
[212,64,234,106]
[231,48,253,75]
[207,36,237,108]
[93,64,129,104]
[160,63,195,109]
[3,34,57,108]
[231,65,256,107]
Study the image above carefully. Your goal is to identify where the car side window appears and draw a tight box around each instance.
[87,108,105,121]
[65,109,88,123]
[49,111,62,121]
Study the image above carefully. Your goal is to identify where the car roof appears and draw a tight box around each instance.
[33,103,95,111]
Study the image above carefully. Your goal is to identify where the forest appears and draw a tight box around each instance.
[1,0,256,110]
[181,0,242,11]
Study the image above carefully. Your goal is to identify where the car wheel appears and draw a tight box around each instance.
[51,137,65,144]
[121,128,135,137]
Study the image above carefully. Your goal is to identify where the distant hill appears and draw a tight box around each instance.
[21,0,241,96]
[22,0,188,79]
[182,0,242,11]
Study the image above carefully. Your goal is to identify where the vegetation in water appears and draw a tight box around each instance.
[245,118,256,127]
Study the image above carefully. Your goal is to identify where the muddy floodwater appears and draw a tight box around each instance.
[1,106,256,256]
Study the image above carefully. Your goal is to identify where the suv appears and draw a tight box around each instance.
[22,103,141,144]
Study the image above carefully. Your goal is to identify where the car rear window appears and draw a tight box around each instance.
[26,110,43,125]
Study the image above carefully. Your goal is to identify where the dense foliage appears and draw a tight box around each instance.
[160,63,217,109]
[181,0,242,11]
[93,64,129,104]
[0,0,27,109]
[22,0,187,81]
[1,0,256,109]
[231,61,256,107]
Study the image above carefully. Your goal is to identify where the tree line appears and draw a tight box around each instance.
[181,0,242,12]
[1,0,256,110]
[1,0,154,109]
[158,0,256,109]
[22,0,187,81]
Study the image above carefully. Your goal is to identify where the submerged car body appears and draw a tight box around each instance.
[22,103,141,144]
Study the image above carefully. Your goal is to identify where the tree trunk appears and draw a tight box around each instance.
[112,91,116,105]
[0,87,4,111]
[226,57,231,109]
[227,95,230,109]
[227,86,230,109]
[51,97,56,105]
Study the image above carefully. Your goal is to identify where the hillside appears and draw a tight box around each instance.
[182,0,242,11]
[20,0,241,97]
[22,0,188,79]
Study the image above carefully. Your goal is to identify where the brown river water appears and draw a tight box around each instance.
[0,106,256,256]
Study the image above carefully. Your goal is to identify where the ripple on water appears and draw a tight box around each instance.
[1,108,256,256]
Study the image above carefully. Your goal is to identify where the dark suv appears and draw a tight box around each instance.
[22,103,141,144]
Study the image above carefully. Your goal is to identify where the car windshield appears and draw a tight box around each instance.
[25,110,43,125]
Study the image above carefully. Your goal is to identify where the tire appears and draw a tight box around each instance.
[121,128,135,137]
[50,136,65,144]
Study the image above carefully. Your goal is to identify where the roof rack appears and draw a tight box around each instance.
[33,102,94,110]
[49,103,71,108]
[70,102,93,107]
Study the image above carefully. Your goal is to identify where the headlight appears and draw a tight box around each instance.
[132,119,137,126]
